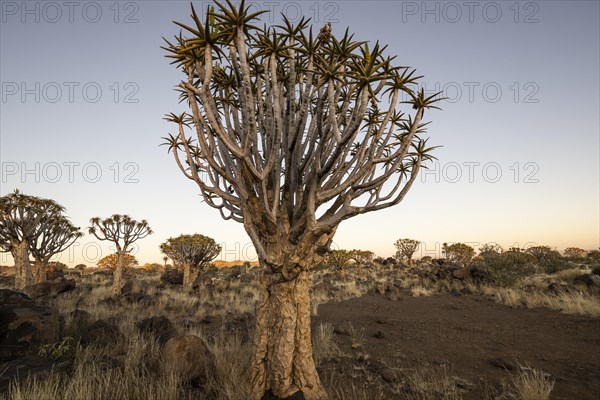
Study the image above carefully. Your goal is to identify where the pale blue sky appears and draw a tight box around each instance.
[1,1,598,266]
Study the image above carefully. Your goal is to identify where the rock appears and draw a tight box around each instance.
[0,289,34,305]
[25,277,76,299]
[488,357,515,371]
[82,320,120,345]
[374,330,385,339]
[452,268,471,280]
[124,292,153,307]
[163,335,215,384]
[68,309,92,328]
[453,376,475,390]
[333,325,351,335]
[161,269,183,285]
[469,266,489,282]
[45,263,65,280]
[121,280,134,295]
[0,290,61,360]
[381,368,397,383]
[574,274,595,287]
[547,282,571,294]
[0,355,71,392]
[66,309,92,338]
[137,316,176,346]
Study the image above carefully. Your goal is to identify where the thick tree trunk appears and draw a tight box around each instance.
[12,241,33,289]
[183,262,192,291]
[34,258,47,283]
[113,251,124,297]
[250,270,327,400]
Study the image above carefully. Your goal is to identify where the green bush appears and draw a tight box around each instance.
[38,336,78,361]
[443,243,475,264]
[526,246,567,274]
[480,250,536,287]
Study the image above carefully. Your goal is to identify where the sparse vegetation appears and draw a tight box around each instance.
[394,238,420,265]
[1,245,598,399]
[526,246,567,274]
[510,365,555,400]
[478,249,537,287]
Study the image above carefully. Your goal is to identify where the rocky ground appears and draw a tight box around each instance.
[1,260,599,399]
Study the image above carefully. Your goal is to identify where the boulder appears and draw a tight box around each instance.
[0,355,71,393]
[488,357,515,371]
[574,274,595,287]
[45,263,65,280]
[161,269,183,285]
[137,316,176,345]
[25,277,76,299]
[374,330,385,339]
[468,266,489,282]
[163,335,215,384]
[452,268,472,280]
[124,292,153,307]
[0,290,60,360]
[380,368,398,383]
[82,320,120,345]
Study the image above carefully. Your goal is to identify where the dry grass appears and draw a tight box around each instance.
[324,371,386,400]
[510,365,554,400]
[553,268,589,283]
[204,332,253,399]
[482,286,600,317]
[348,323,365,350]
[6,334,184,400]
[410,287,433,297]
[3,261,597,399]
[312,323,340,364]
[395,365,463,400]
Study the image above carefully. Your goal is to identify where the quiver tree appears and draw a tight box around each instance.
[394,238,420,265]
[324,249,353,270]
[350,249,375,265]
[563,247,586,260]
[160,234,221,290]
[88,215,152,296]
[0,190,66,289]
[442,242,475,265]
[29,215,82,283]
[162,2,442,398]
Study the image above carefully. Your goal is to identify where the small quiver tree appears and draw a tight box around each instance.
[160,234,221,291]
[394,238,420,265]
[88,215,152,296]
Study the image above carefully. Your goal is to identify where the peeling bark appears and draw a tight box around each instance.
[251,270,327,400]
[13,241,33,289]
[113,251,124,297]
[183,262,192,291]
[33,258,47,284]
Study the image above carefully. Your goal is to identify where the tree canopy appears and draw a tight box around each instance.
[162,0,442,277]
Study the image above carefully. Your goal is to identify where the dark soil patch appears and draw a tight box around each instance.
[315,293,600,399]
